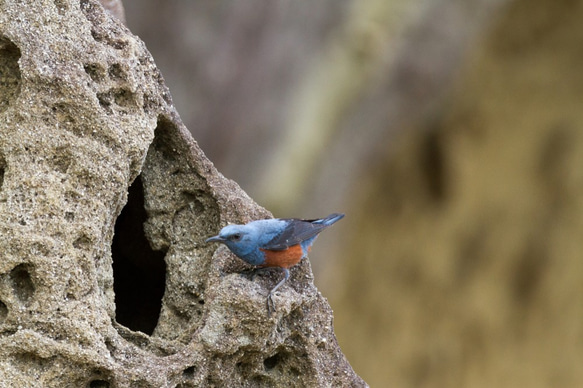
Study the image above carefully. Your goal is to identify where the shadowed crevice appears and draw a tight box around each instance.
[112,175,166,335]
[0,154,5,191]
[0,300,7,323]
[0,35,21,113]
[263,352,283,370]
[88,379,110,388]
[10,264,34,304]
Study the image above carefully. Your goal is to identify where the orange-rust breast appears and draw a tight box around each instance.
[260,244,304,269]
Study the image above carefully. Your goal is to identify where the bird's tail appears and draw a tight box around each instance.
[315,213,345,226]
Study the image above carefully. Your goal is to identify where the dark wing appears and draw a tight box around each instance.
[262,218,330,250]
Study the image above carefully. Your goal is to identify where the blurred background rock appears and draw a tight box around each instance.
[123,0,583,386]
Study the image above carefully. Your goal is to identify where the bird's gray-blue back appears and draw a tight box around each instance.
[246,219,288,247]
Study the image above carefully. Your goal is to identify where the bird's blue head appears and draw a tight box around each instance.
[205,224,259,260]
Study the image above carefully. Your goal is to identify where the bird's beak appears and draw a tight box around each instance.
[206,235,226,243]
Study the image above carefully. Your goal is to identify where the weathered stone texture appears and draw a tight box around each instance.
[0,1,365,387]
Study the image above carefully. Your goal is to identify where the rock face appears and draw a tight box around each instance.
[0,1,366,387]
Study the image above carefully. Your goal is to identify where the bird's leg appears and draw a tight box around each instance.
[266,268,290,316]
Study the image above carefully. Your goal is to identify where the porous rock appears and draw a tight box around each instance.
[0,1,366,387]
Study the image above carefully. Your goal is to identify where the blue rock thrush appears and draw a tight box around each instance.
[206,213,344,315]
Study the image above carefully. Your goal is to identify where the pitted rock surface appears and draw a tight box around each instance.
[0,1,366,387]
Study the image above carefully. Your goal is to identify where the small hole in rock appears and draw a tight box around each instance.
[183,366,196,378]
[0,300,8,322]
[0,155,5,191]
[53,0,68,15]
[84,63,105,83]
[73,234,92,250]
[97,91,112,113]
[290,366,301,376]
[108,63,125,80]
[113,88,137,108]
[263,352,282,370]
[0,36,22,114]
[88,379,109,388]
[10,264,34,303]
[112,176,166,335]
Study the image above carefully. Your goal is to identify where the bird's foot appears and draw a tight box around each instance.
[264,268,289,317]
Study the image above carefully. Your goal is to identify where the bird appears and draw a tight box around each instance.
[206,213,345,315]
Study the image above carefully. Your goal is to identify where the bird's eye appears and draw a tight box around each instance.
[231,233,242,241]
